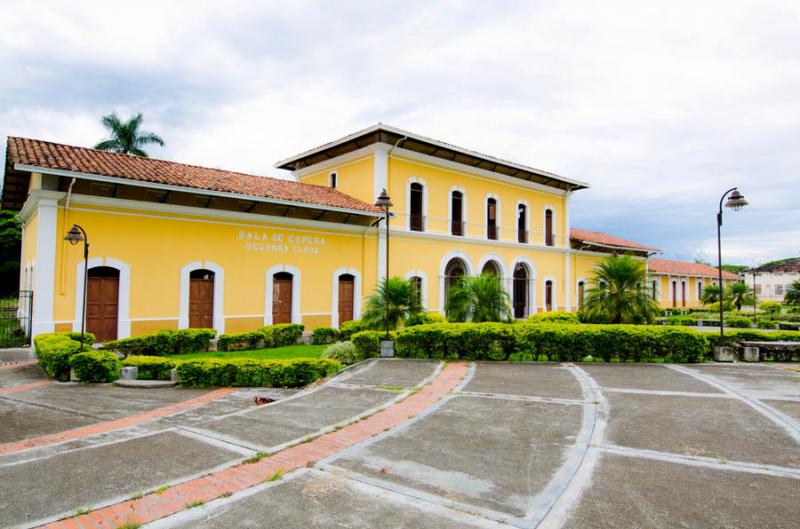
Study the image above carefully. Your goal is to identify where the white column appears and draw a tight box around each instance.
[31,198,58,337]
[563,191,572,311]
[374,145,390,283]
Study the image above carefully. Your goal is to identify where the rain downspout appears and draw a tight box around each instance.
[59,178,77,294]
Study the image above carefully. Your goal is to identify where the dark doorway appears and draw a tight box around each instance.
[338,274,355,325]
[272,272,293,324]
[513,264,529,318]
[87,266,119,342]
[451,191,464,236]
[410,183,424,231]
[545,280,553,311]
[189,269,214,329]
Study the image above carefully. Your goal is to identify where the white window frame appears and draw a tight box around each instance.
[448,185,467,237]
[404,270,429,310]
[543,206,556,246]
[511,257,537,316]
[331,267,362,328]
[406,177,428,232]
[484,193,500,240]
[264,264,302,326]
[515,200,530,243]
[179,260,225,335]
[542,276,557,311]
[73,257,132,340]
[329,171,338,189]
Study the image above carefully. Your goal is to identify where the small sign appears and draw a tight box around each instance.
[239,230,326,256]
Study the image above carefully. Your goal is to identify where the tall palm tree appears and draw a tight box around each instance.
[94,113,164,156]
[701,285,722,305]
[362,277,422,330]
[728,282,754,311]
[582,255,659,324]
[446,273,511,323]
[785,279,800,306]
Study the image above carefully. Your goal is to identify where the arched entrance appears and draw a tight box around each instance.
[86,266,120,342]
[272,271,294,324]
[444,258,468,302]
[481,260,501,276]
[338,274,355,324]
[189,269,215,329]
[512,263,529,319]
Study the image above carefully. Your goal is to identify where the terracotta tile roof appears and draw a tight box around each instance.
[5,137,381,214]
[570,228,660,252]
[649,258,742,280]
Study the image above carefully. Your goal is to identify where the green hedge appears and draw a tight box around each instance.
[70,351,121,383]
[260,324,304,347]
[34,332,90,381]
[726,317,753,328]
[351,330,396,359]
[312,326,339,345]
[405,312,447,326]
[396,323,516,360]
[105,328,216,356]
[321,341,361,365]
[527,311,581,325]
[217,331,265,351]
[339,320,369,341]
[176,358,340,387]
[122,356,177,380]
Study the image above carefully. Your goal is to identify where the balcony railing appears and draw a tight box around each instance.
[487,223,498,240]
[451,219,465,236]
[517,229,528,244]
[409,213,426,232]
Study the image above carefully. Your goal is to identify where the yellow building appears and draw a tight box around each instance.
[4,124,656,341]
[647,258,742,309]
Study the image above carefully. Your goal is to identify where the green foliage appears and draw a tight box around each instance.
[63,331,96,346]
[756,320,777,329]
[338,320,369,341]
[445,274,511,323]
[728,282,754,311]
[70,351,121,382]
[527,311,580,325]
[582,256,659,324]
[321,341,361,365]
[105,329,215,356]
[351,330,395,359]
[395,323,517,361]
[726,316,753,328]
[176,358,340,387]
[720,264,749,275]
[508,352,535,362]
[0,211,22,290]
[784,279,800,306]
[311,326,340,345]
[405,311,447,326]
[362,277,423,330]
[217,331,265,351]
[94,112,164,157]
[701,284,721,305]
[706,300,734,313]
[665,315,698,326]
[34,332,90,380]
[759,301,783,314]
[259,323,304,347]
[122,356,176,380]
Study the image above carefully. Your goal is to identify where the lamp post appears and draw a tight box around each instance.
[716,188,748,349]
[64,224,89,349]
[374,190,393,355]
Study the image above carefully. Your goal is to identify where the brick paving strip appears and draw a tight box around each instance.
[38,362,470,529]
[0,379,51,396]
[0,359,39,369]
[0,387,236,456]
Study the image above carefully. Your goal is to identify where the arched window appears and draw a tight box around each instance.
[451,190,464,236]
[544,209,554,246]
[681,281,687,307]
[517,204,527,243]
[409,276,423,307]
[487,198,498,240]
[481,260,501,276]
[410,182,425,232]
[444,258,467,302]
[545,280,554,311]
[697,280,703,300]
[329,172,337,188]
[671,280,678,308]
[513,264,530,318]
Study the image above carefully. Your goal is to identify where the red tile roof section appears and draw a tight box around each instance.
[6,137,381,214]
[570,228,660,252]
[649,258,742,280]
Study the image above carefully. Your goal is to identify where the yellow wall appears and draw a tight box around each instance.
[299,156,375,205]
[655,275,736,309]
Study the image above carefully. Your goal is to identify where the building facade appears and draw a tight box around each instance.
[746,258,800,303]
[648,258,741,309]
[5,124,655,341]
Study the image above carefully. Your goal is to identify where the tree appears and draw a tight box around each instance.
[361,277,422,330]
[728,282,754,311]
[785,279,800,306]
[94,112,164,156]
[0,211,22,290]
[582,255,659,324]
[701,285,721,305]
[445,273,510,323]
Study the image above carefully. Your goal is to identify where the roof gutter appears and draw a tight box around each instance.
[575,239,661,254]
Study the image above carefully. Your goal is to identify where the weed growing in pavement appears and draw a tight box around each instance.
[129,491,145,500]
[220,491,233,498]
[378,385,405,391]
[75,506,92,516]
[266,470,283,482]
[150,485,170,495]
[244,451,267,464]
[186,500,206,509]
[116,522,141,529]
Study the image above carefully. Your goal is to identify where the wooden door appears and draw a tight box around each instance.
[672,281,677,308]
[86,272,119,342]
[545,281,553,311]
[189,278,214,329]
[681,282,687,307]
[338,275,355,324]
[272,273,293,324]
[513,265,527,319]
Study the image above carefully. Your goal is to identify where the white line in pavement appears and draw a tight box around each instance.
[457,390,588,406]
[601,387,734,398]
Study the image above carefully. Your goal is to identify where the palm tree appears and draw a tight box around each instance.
[701,285,721,305]
[785,279,800,306]
[582,255,659,324]
[94,113,164,156]
[728,282,754,311]
[445,273,511,322]
[362,277,422,330]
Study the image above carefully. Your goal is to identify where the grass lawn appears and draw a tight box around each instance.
[171,343,327,361]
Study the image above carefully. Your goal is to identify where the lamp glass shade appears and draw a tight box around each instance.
[724,190,748,211]
[374,189,393,209]
[64,225,84,246]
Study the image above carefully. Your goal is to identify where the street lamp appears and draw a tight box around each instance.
[716,188,748,348]
[374,189,394,355]
[65,224,89,350]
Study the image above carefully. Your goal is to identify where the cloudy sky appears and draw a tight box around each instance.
[1,0,797,265]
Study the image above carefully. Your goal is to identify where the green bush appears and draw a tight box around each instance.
[122,356,177,380]
[405,312,447,326]
[665,315,699,326]
[705,329,800,348]
[105,328,215,356]
[527,311,581,325]
[759,301,782,314]
[756,320,777,329]
[217,331,265,351]
[508,352,535,362]
[34,332,89,381]
[70,351,121,383]
[176,358,340,387]
[726,317,753,328]
[706,300,735,313]
[63,332,95,346]
[339,320,369,340]
[778,322,800,331]
[351,330,395,359]
[312,326,339,345]
[321,341,361,365]
[260,324,304,347]
[173,329,216,353]
[395,323,517,361]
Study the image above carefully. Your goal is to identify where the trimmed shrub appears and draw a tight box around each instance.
[173,328,216,353]
[339,320,369,341]
[122,356,177,380]
[405,312,447,327]
[260,324,305,347]
[321,341,361,365]
[759,301,782,314]
[70,351,121,383]
[176,358,340,387]
[395,323,517,361]
[34,332,88,381]
[778,322,800,331]
[726,317,753,328]
[508,352,535,362]
[312,326,339,345]
[105,328,215,356]
[527,311,581,325]
[756,320,777,329]
[706,300,735,313]
[218,331,265,351]
[665,315,698,326]
[64,332,96,346]
[351,330,395,359]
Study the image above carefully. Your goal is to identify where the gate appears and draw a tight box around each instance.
[0,290,33,348]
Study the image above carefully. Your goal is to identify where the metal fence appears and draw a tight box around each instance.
[0,290,33,348]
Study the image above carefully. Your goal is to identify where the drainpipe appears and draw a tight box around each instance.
[59,178,77,294]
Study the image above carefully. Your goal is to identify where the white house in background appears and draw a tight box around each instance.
[746,258,800,303]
